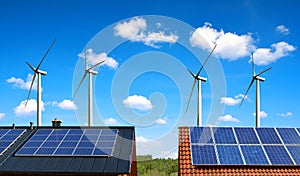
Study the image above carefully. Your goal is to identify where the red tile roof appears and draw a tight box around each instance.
[178,127,300,175]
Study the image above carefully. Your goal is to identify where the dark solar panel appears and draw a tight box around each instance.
[191,145,217,165]
[212,127,237,144]
[276,128,300,144]
[256,128,282,144]
[264,146,294,165]
[15,129,118,157]
[217,145,243,164]
[240,145,269,165]
[190,127,213,144]
[287,146,300,164]
[235,128,260,144]
[0,129,25,155]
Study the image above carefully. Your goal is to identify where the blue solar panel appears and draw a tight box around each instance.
[15,129,118,157]
[212,127,237,144]
[0,129,25,155]
[277,128,300,144]
[287,146,300,164]
[264,146,294,165]
[241,146,269,165]
[191,145,217,165]
[217,145,243,164]
[235,128,260,144]
[256,128,282,144]
[190,127,213,144]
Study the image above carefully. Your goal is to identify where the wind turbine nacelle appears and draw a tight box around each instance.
[197,76,207,82]
[88,69,98,75]
[255,76,266,82]
[37,70,47,75]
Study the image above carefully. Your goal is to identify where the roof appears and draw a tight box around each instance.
[178,126,300,175]
[0,126,136,175]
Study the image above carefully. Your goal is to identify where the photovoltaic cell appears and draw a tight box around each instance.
[241,146,269,165]
[212,127,237,144]
[15,129,118,157]
[217,145,243,164]
[0,129,25,155]
[264,145,293,165]
[276,128,300,144]
[191,145,217,165]
[287,146,300,164]
[190,127,213,144]
[256,128,282,144]
[235,128,259,144]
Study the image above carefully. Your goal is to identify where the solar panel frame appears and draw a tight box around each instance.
[286,146,300,164]
[191,144,218,165]
[240,145,269,165]
[256,128,282,144]
[0,129,26,155]
[216,145,244,165]
[276,128,300,144]
[234,128,260,144]
[264,145,294,165]
[212,127,237,144]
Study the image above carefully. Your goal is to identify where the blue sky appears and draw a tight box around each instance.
[1,0,299,158]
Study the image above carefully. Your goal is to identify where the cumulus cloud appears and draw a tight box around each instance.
[104,117,119,125]
[190,22,254,60]
[277,112,293,117]
[14,99,45,117]
[114,17,178,48]
[276,25,290,35]
[218,114,240,123]
[220,94,246,106]
[0,113,5,119]
[123,95,153,111]
[252,41,296,65]
[6,73,37,90]
[136,136,150,142]
[155,118,167,124]
[78,48,118,69]
[57,100,77,110]
[253,111,268,118]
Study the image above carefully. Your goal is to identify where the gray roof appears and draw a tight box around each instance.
[0,126,135,175]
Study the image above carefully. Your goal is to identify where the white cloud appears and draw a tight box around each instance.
[123,95,153,111]
[104,117,119,125]
[114,17,178,48]
[276,25,290,35]
[220,94,246,106]
[253,111,268,118]
[0,113,5,119]
[14,99,45,117]
[155,118,167,124]
[157,151,178,159]
[252,41,296,65]
[277,112,293,117]
[78,48,118,69]
[136,136,150,142]
[6,73,37,90]
[57,100,77,110]
[218,114,240,123]
[190,22,254,60]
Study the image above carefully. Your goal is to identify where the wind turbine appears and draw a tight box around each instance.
[73,49,104,126]
[186,44,217,126]
[25,39,56,127]
[240,54,272,127]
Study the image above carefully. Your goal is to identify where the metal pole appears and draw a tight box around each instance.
[88,72,93,126]
[256,79,260,128]
[37,73,41,127]
[197,80,202,127]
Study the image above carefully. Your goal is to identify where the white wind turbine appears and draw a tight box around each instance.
[186,44,217,126]
[73,49,104,126]
[240,54,272,127]
[25,39,56,127]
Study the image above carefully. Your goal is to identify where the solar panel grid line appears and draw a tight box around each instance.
[274,128,296,165]
[253,128,274,165]
[71,129,87,156]
[34,129,56,155]
[52,129,71,155]
[263,145,294,165]
[213,143,220,165]
[90,129,102,156]
[231,128,246,165]
[0,129,26,155]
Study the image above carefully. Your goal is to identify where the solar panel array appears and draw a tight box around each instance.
[15,129,118,157]
[190,127,300,165]
[0,129,26,155]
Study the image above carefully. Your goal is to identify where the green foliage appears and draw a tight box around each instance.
[137,155,178,176]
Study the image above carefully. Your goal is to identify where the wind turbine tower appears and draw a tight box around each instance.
[26,39,56,127]
[240,54,272,127]
[186,44,217,126]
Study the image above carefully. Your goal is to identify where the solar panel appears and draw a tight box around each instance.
[0,129,25,155]
[212,127,237,144]
[276,128,300,144]
[191,145,217,165]
[190,127,213,144]
[217,145,243,164]
[264,146,294,165]
[286,146,300,164]
[15,129,118,157]
[235,128,260,144]
[240,146,269,165]
[256,128,282,144]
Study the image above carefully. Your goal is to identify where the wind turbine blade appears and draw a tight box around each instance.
[84,49,88,70]
[36,39,56,70]
[196,44,217,77]
[72,72,88,100]
[186,68,196,78]
[239,78,255,108]
[251,53,255,75]
[87,60,105,72]
[256,67,272,77]
[26,62,36,72]
[25,73,37,107]
[185,78,197,113]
